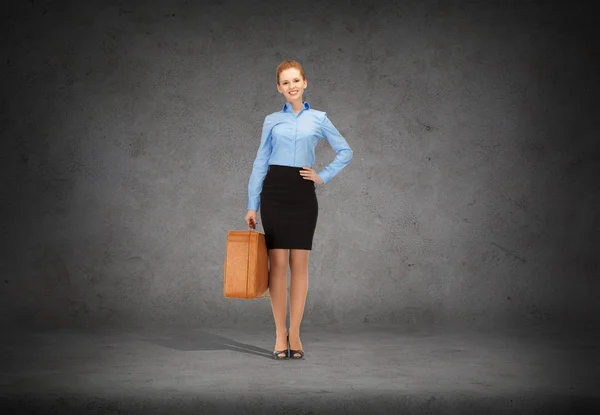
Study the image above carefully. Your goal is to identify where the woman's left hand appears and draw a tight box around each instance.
[300,167,323,184]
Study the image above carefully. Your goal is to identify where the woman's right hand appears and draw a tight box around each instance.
[244,210,257,229]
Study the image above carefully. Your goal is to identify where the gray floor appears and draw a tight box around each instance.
[1,323,598,414]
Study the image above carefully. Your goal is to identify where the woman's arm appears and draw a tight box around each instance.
[317,113,353,184]
[247,115,274,211]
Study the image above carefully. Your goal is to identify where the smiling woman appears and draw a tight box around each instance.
[277,66,306,100]
[243,60,353,361]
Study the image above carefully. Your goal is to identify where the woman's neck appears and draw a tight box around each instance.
[289,100,303,113]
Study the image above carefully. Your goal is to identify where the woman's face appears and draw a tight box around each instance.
[277,68,307,103]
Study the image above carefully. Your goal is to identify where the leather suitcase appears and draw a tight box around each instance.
[224,229,270,299]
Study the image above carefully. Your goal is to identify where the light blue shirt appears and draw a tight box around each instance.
[247,101,353,211]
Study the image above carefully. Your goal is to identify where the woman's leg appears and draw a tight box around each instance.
[268,248,289,356]
[289,249,310,356]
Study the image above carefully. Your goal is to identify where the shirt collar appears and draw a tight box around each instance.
[282,101,310,112]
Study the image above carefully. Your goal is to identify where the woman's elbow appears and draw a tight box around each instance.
[341,148,353,163]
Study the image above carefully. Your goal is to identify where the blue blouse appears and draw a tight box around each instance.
[247,101,353,211]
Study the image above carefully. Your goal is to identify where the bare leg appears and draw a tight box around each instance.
[289,249,309,357]
[268,249,289,357]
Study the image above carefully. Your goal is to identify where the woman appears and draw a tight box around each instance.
[244,60,353,360]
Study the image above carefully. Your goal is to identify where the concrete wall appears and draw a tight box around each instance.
[1,0,598,329]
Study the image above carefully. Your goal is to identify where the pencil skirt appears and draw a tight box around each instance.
[259,164,319,250]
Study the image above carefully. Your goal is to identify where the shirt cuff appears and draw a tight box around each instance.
[318,169,332,184]
[248,199,259,211]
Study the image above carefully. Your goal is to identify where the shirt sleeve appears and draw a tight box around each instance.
[317,113,353,184]
[247,115,274,211]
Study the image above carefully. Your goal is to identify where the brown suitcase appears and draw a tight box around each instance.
[224,229,270,299]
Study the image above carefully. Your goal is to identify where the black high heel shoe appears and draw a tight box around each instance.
[289,335,305,360]
[272,333,289,360]
[289,349,304,359]
[272,349,288,359]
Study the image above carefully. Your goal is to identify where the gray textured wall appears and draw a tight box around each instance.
[1,0,598,329]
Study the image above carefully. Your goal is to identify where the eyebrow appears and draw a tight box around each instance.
[282,78,300,81]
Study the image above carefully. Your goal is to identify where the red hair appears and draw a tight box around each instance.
[276,60,306,85]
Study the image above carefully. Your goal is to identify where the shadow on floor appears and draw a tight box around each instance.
[135,328,274,360]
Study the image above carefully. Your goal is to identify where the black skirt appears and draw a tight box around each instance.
[259,164,319,250]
